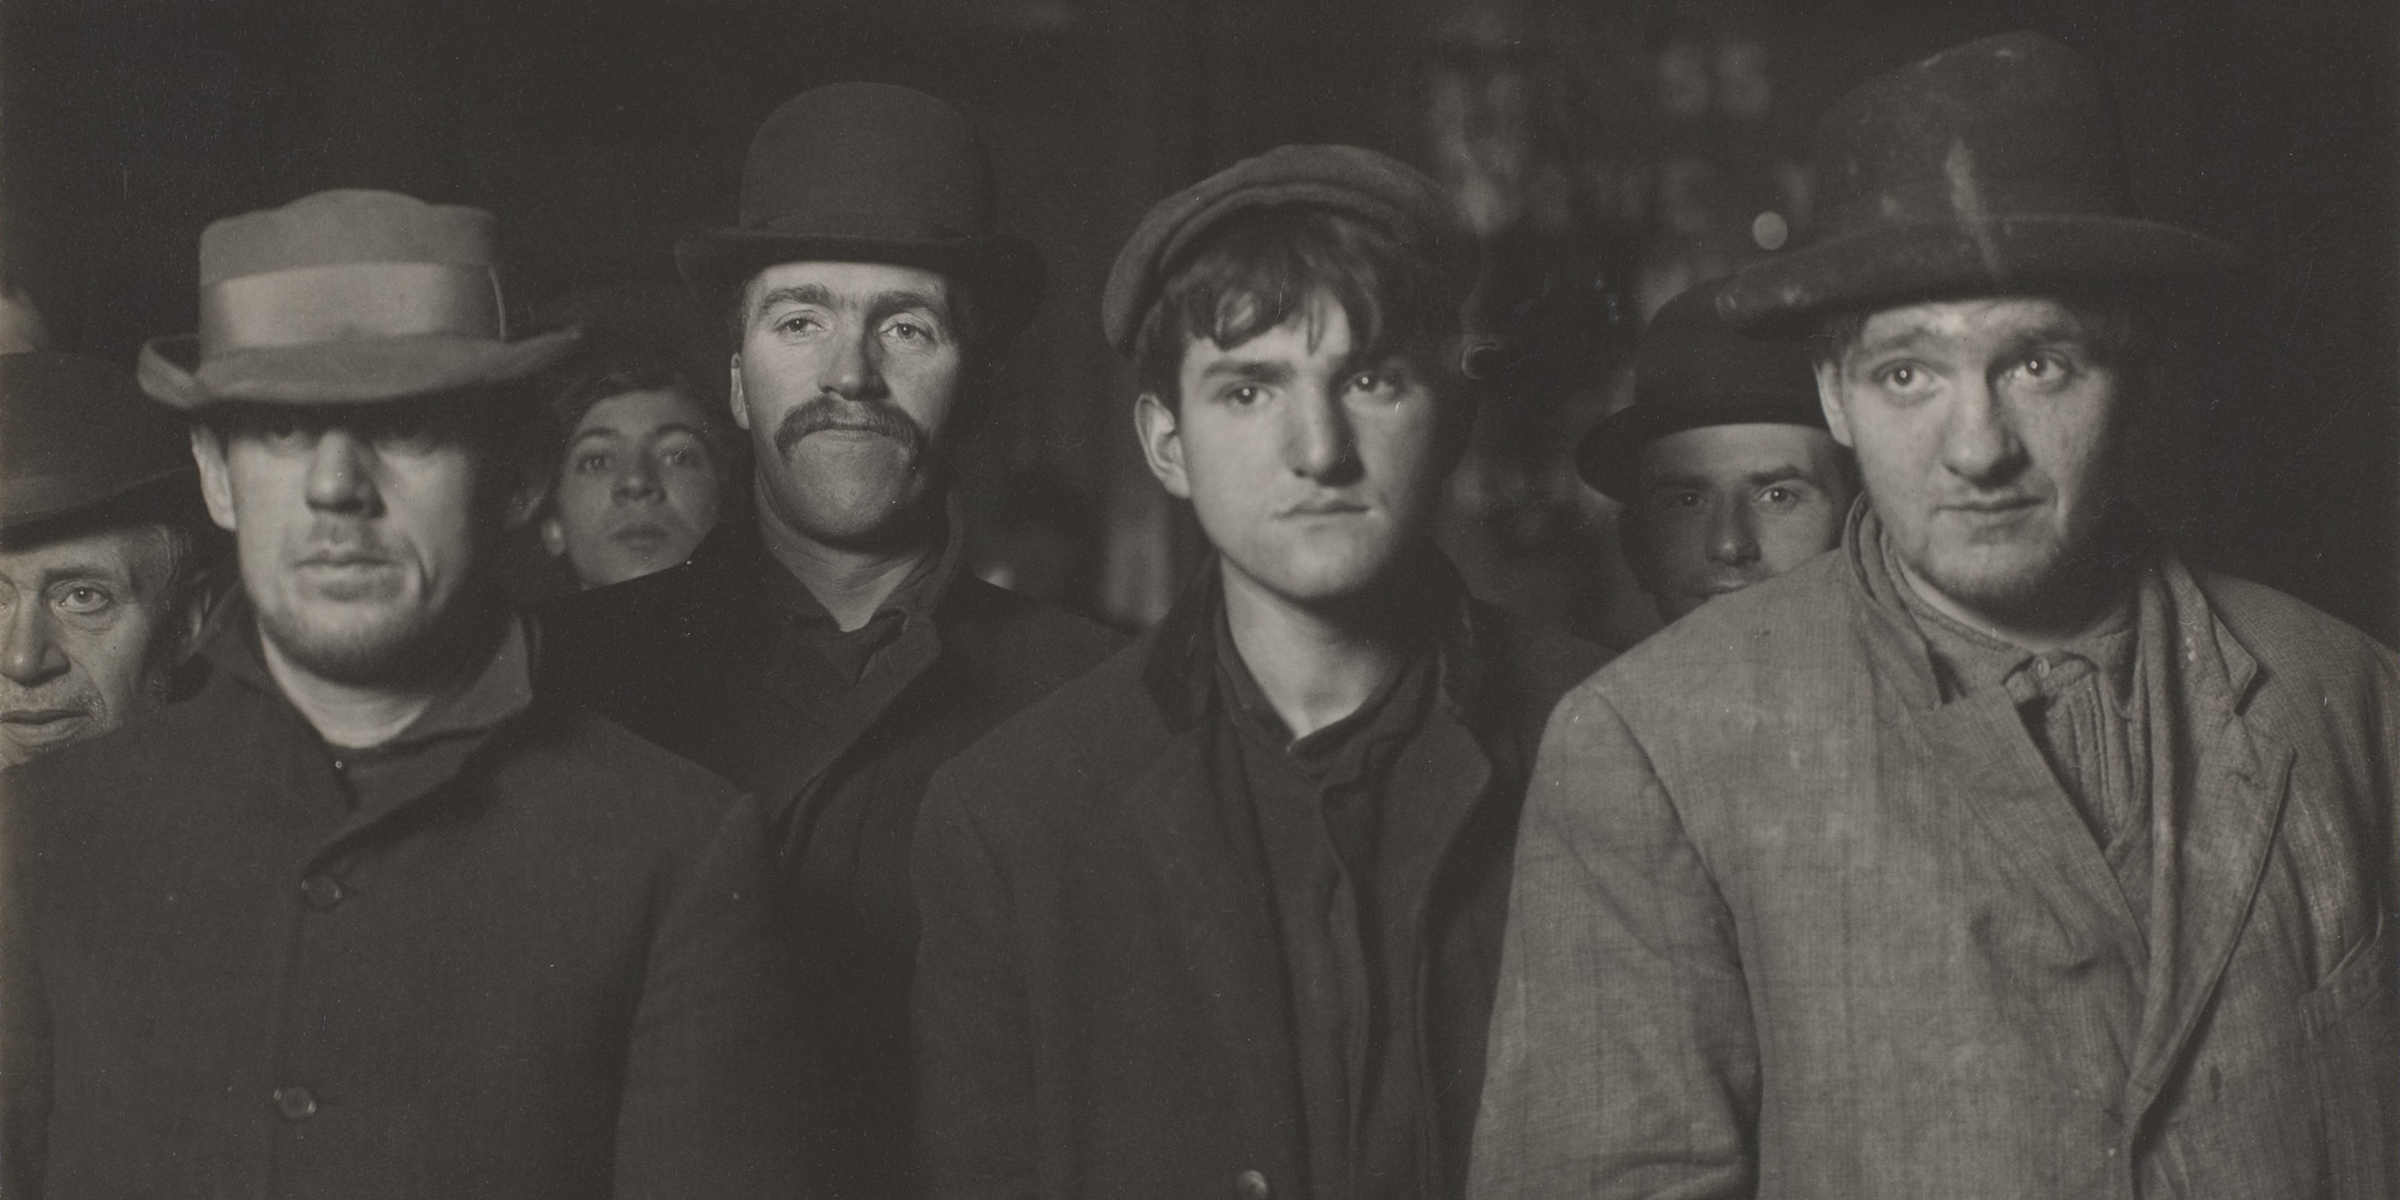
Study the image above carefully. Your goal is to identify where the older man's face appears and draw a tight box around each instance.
[732,262,964,551]
[1817,297,2126,629]
[0,525,195,765]
[195,402,507,686]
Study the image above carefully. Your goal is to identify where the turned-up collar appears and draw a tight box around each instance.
[1141,548,1493,734]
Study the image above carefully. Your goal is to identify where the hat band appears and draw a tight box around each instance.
[1816,175,2132,240]
[199,261,506,356]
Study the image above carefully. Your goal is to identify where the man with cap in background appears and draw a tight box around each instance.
[1,189,808,1199]
[1585,278,1854,629]
[1471,32,2397,1199]
[911,144,1604,1200]
[538,83,1120,1198]
[0,351,218,765]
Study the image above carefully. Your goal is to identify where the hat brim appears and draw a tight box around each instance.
[1718,215,2240,337]
[0,466,207,544]
[137,328,580,410]
[1577,395,1828,503]
[675,228,1045,345]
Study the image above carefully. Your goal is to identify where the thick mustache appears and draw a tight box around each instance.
[773,397,927,458]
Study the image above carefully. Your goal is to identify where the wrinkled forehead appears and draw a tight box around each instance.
[570,387,713,440]
[1848,295,2102,357]
[742,260,954,314]
[0,521,174,586]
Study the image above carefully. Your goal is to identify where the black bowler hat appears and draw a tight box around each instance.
[2,351,203,543]
[1718,31,2238,336]
[1579,279,1824,502]
[676,83,1045,344]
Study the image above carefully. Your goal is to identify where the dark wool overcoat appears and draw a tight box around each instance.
[537,511,1123,1199]
[0,625,809,1200]
[910,578,1606,1200]
[1470,516,2400,1200]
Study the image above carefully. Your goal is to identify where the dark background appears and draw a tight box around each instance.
[6,0,2393,647]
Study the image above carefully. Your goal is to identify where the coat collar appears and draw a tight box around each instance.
[1140,547,1495,735]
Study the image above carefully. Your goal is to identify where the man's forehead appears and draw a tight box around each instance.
[1854,296,2094,350]
[1179,293,1357,375]
[1638,422,1845,485]
[746,261,952,307]
[0,523,167,582]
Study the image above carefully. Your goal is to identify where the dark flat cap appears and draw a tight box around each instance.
[1101,144,1473,357]
[3,351,202,540]
[1580,278,1825,502]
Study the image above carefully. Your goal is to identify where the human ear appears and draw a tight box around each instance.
[728,354,752,432]
[1133,393,1191,499]
[1814,361,1855,449]
[189,424,239,533]
[539,516,568,558]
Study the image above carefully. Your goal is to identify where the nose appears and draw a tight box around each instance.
[1941,375,2028,485]
[304,429,383,515]
[1282,385,1359,483]
[0,601,67,688]
[822,324,889,401]
[612,455,663,504]
[1705,497,1762,566]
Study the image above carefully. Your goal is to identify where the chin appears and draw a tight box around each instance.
[259,603,457,686]
[1228,540,1402,609]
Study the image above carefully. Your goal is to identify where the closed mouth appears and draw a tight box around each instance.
[611,523,671,549]
[1282,500,1370,518]
[1943,495,2041,514]
[1,708,82,727]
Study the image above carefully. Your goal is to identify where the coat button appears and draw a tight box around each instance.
[1234,1169,1270,1200]
[272,1085,318,1121]
[300,874,345,910]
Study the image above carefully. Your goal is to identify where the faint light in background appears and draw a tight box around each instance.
[1751,210,1789,251]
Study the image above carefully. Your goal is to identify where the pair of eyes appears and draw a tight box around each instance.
[770,311,946,345]
[247,420,448,457]
[1217,370,1410,407]
[570,443,710,476]
[1646,483,1816,512]
[1870,351,2083,395]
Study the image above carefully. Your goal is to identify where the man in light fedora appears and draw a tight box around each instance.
[1583,277,1854,628]
[1472,32,2397,1199]
[0,351,218,765]
[1,189,809,1198]
[538,83,1119,1198]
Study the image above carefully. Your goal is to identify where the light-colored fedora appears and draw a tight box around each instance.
[138,189,577,409]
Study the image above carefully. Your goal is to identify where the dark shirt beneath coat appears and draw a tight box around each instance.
[912,558,1607,1200]
[537,503,1123,1198]
[0,606,808,1200]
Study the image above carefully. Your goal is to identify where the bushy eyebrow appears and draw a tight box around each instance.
[752,285,953,331]
[1196,358,1296,385]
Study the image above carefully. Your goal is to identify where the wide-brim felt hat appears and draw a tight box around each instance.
[2,351,204,540]
[137,189,577,410]
[1581,278,1826,502]
[1719,32,2239,337]
[1101,143,1480,361]
[676,83,1044,345]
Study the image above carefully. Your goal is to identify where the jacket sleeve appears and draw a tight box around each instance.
[612,792,812,1200]
[1467,683,1758,1200]
[911,766,1039,1200]
[1,790,49,1199]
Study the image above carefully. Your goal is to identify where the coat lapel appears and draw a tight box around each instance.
[2125,571,2292,1123]
[1123,725,1312,1190]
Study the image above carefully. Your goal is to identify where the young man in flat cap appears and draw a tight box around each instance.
[912,144,1606,1200]
[538,83,1120,1198]
[0,351,218,765]
[1472,32,2397,1199]
[1586,278,1853,629]
[1,190,807,1198]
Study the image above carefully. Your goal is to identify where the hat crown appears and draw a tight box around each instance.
[737,83,998,241]
[1635,281,1818,412]
[1813,32,2133,238]
[198,189,499,286]
[1,351,194,530]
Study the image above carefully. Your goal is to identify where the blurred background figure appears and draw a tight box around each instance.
[538,341,740,589]
[1578,277,1852,627]
[0,351,215,766]
[0,280,56,354]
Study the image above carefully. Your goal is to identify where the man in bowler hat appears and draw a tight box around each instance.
[911,144,1605,1200]
[1,189,808,1198]
[1471,33,2398,1198]
[0,351,218,765]
[1584,278,1854,627]
[538,83,1120,1197]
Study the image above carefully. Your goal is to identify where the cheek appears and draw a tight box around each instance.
[886,355,964,433]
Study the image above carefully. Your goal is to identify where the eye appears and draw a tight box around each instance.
[1649,489,1705,511]
[574,451,612,474]
[1222,384,1267,407]
[772,311,823,336]
[1871,360,1941,402]
[1758,484,1808,509]
[2012,351,2079,391]
[251,410,314,452]
[54,585,113,615]
[373,416,442,456]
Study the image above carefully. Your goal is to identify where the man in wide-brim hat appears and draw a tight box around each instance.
[3,188,810,1198]
[537,82,1119,1199]
[1473,31,2397,1199]
[1581,277,1856,628]
[0,351,218,765]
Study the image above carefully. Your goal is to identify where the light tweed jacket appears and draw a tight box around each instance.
[1469,526,2399,1199]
